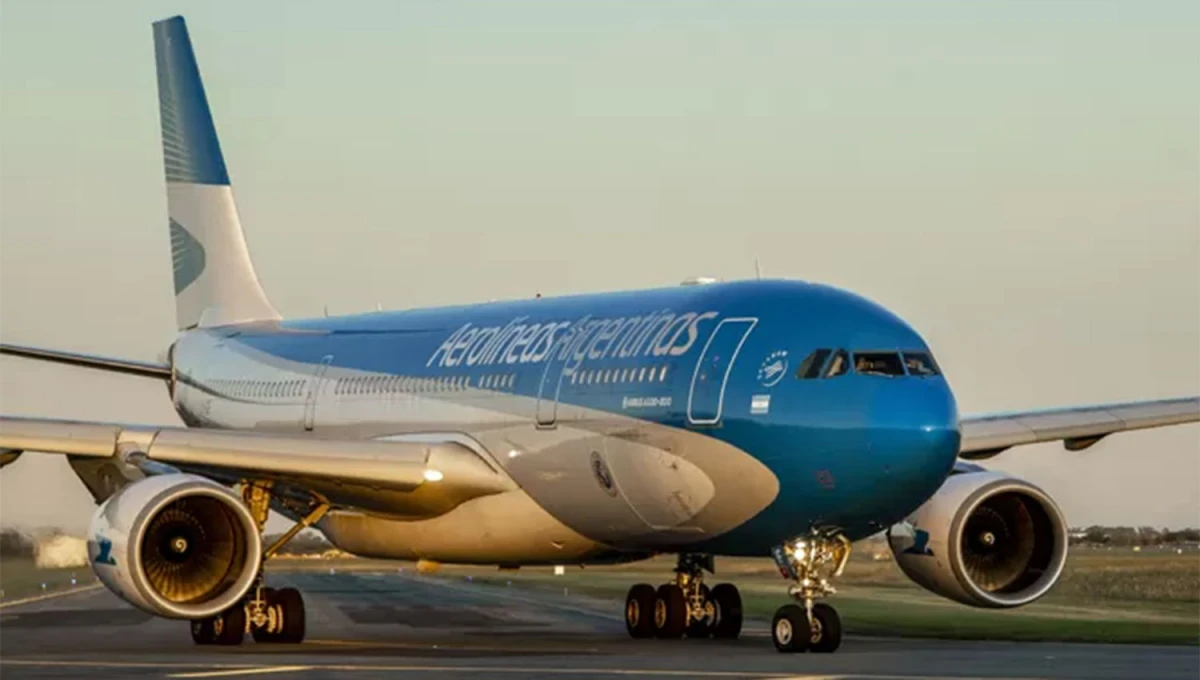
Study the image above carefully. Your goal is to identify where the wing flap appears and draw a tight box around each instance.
[0,416,516,516]
[959,397,1200,459]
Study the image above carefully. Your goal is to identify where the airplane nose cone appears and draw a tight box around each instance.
[870,380,960,497]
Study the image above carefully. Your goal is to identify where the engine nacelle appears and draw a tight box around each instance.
[87,474,262,619]
[887,469,1068,608]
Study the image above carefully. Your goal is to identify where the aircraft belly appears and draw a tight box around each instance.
[490,409,780,549]
[317,489,607,564]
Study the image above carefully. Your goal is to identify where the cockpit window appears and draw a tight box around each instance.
[824,349,850,378]
[903,351,941,377]
[853,352,905,377]
[796,349,832,379]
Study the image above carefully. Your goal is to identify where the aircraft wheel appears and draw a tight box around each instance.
[624,583,657,639]
[686,584,713,638]
[190,617,216,645]
[807,602,842,653]
[771,604,808,653]
[710,583,742,640]
[653,584,687,639]
[274,587,306,643]
[213,605,247,646]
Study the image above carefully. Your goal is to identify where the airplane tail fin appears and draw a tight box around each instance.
[152,16,279,330]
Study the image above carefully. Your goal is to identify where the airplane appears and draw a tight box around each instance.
[1,14,1197,654]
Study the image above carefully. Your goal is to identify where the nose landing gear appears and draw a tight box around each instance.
[769,530,851,653]
[623,554,743,641]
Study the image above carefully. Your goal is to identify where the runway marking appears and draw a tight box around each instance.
[400,572,624,623]
[169,666,314,678]
[0,659,1042,679]
[308,638,606,654]
[0,583,103,610]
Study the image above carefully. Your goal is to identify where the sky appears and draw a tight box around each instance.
[0,1,1197,534]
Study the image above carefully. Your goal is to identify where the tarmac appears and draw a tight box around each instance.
[1,568,1196,679]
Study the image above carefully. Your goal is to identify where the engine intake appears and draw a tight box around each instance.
[887,470,1067,608]
[88,474,262,619]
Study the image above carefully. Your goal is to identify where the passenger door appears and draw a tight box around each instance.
[687,318,756,425]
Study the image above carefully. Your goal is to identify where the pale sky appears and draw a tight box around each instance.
[1,1,1197,533]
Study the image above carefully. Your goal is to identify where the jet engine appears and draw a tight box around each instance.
[87,474,262,619]
[887,468,1067,608]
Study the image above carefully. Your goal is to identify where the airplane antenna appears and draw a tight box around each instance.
[323,305,329,318]
[754,258,762,280]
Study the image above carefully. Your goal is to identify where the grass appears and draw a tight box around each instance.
[0,558,96,602]
[6,547,1197,645]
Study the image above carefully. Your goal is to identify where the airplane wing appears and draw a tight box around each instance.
[0,416,516,518]
[958,397,1200,460]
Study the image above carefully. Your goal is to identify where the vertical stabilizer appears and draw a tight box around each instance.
[153,16,279,330]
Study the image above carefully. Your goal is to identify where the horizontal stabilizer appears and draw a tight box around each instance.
[0,343,171,380]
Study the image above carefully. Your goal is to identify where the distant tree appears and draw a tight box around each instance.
[263,530,332,555]
[0,528,35,558]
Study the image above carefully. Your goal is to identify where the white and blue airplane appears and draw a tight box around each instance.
[2,15,1197,653]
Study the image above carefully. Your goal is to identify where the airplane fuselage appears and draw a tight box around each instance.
[170,279,961,564]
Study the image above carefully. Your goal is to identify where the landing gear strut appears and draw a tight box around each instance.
[190,481,328,646]
[624,554,742,640]
[769,530,850,653]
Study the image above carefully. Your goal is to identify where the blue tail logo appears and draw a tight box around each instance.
[170,218,206,294]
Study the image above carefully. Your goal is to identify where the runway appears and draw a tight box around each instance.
[1,569,1195,680]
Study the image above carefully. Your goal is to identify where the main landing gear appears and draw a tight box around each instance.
[191,482,329,646]
[624,554,743,640]
[768,530,851,654]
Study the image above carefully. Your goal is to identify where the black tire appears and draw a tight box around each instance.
[624,583,657,639]
[771,604,807,653]
[686,584,713,638]
[250,588,278,643]
[275,587,306,644]
[808,602,842,653]
[190,618,216,645]
[653,584,687,639]
[213,605,246,646]
[710,583,742,640]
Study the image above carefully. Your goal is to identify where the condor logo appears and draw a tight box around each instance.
[92,536,117,566]
[904,529,935,557]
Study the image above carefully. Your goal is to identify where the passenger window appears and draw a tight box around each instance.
[824,350,849,378]
[796,349,832,379]
[903,352,940,377]
[853,352,905,377]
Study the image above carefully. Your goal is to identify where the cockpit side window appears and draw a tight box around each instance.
[824,349,850,378]
[796,349,832,379]
[853,352,905,377]
[903,351,941,377]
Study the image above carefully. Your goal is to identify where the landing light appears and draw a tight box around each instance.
[423,469,444,483]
